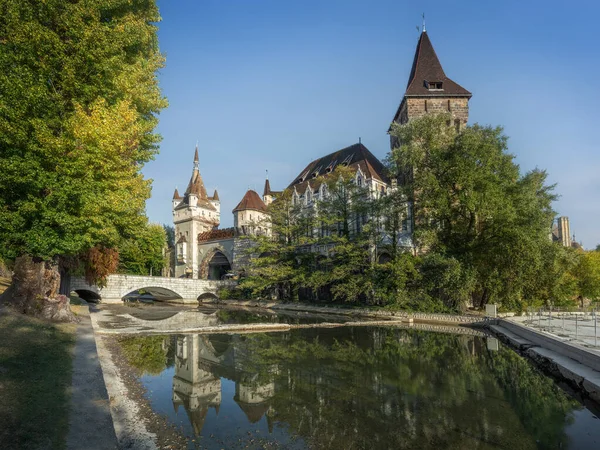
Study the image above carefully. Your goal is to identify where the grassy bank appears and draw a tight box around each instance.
[0,278,76,449]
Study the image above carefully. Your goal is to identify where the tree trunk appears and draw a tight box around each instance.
[0,255,78,323]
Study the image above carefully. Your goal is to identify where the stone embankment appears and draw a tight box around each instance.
[205,298,491,324]
[489,319,600,403]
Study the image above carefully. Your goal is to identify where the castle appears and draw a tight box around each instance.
[172,28,580,279]
[172,28,473,279]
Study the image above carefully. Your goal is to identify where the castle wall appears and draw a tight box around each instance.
[399,97,469,125]
[234,210,270,237]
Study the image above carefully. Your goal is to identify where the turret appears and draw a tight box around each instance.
[172,187,182,209]
[263,177,273,206]
[233,189,269,236]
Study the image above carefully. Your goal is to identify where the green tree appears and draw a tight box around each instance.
[573,250,600,303]
[118,223,167,276]
[240,189,307,300]
[0,1,167,319]
[389,115,557,310]
[163,224,175,249]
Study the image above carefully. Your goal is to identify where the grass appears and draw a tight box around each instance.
[0,298,76,450]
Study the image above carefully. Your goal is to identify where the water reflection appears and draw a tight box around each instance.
[120,327,600,449]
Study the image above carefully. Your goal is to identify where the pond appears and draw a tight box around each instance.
[116,326,600,449]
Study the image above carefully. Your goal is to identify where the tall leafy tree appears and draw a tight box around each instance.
[389,114,557,309]
[0,1,167,319]
[241,189,307,300]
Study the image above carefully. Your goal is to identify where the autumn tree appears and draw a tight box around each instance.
[0,1,167,320]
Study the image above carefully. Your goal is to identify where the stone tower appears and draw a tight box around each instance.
[233,189,270,237]
[390,29,471,149]
[556,216,572,247]
[389,29,471,251]
[172,146,221,278]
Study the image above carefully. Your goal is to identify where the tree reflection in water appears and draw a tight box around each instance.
[119,327,594,449]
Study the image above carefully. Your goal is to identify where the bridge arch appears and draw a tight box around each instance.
[73,289,102,302]
[122,286,183,302]
[198,292,219,302]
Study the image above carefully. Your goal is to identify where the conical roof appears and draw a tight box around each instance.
[233,189,267,213]
[263,178,272,196]
[186,169,209,199]
[173,188,182,200]
[404,31,470,97]
[211,189,219,201]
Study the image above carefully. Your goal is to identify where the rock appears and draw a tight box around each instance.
[40,295,80,323]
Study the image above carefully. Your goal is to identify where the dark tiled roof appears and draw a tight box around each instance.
[198,227,234,242]
[233,189,268,213]
[173,188,182,200]
[210,189,219,201]
[263,179,272,196]
[404,31,471,97]
[288,143,388,193]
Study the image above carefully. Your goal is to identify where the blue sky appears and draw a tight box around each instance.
[146,0,600,249]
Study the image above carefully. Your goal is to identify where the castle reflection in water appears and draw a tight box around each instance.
[172,334,276,435]
[150,326,595,450]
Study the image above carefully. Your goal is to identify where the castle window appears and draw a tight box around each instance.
[341,154,353,166]
[426,81,443,90]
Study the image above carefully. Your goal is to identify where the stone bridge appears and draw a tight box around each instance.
[70,274,236,304]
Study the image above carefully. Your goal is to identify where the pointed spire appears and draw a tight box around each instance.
[212,189,219,201]
[263,177,272,197]
[404,31,471,97]
[185,145,209,201]
[422,13,426,33]
[173,187,181,200]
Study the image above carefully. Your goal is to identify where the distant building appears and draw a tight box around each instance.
[552,216,582,249]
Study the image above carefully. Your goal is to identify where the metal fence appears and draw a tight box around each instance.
[521,307,599,349]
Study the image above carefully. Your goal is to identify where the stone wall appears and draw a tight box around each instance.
[232,237,257,273]
[400,97,469,126]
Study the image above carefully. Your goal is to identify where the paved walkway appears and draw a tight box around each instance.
[66,305,118,450]
[512,311,600,349]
